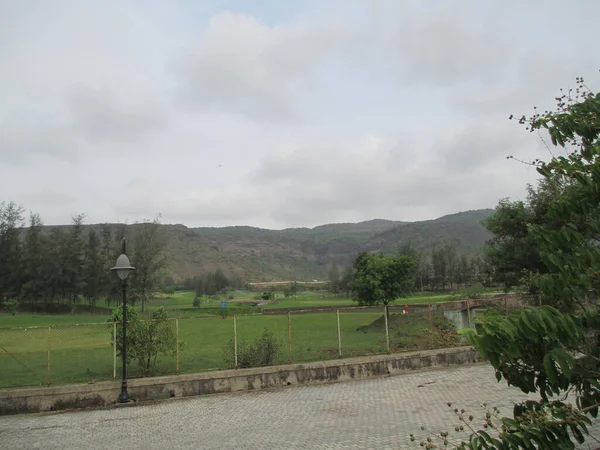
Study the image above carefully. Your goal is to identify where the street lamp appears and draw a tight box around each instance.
[111,238,135,403]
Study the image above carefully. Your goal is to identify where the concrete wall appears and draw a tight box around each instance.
[0,346,481,416]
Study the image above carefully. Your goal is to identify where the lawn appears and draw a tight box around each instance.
[0,308,457,389]
[0,288,482,389]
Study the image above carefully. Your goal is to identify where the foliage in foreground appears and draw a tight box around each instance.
[413,306,600,449]
[411,78,600,449]
[110,305,179,376]
[412,77,600,449]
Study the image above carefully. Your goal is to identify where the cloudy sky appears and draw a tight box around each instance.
[1,0,598,229]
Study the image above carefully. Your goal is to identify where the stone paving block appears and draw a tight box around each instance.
[0,364,599,449]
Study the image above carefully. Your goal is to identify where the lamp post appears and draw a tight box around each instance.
[111,238,135,403]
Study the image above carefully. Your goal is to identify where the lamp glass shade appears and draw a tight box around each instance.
[111,254,135,280]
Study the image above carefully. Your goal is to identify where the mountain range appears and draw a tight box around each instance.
[160,208,494,281]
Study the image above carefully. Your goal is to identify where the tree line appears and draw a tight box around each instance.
[327,239,492,295]
[0,203,166,314]
[181,268,243,298]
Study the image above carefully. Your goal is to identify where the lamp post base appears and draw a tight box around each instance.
[118,380,130,403]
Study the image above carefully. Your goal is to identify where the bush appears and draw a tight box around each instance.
[219,307,228,319]
[2,299,19,315]
[192,297,201,308]
[223,329,282,368]
[109,306,179,376]
[261,291,275,301]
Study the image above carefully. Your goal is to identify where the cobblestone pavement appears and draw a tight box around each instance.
[1,364,599,449]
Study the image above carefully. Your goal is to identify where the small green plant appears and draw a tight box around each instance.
[109,306,180,376]
[261,291,275,301]
[192,297,201,308]
[223,329,282,368]
[219,307,228,319]
[411,402,592,449]
[2,299,19,315]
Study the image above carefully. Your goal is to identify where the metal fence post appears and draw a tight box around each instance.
[233,315,238,368]
[46,327,51,386]
[428,303,433,326]
[466,299,472,328]
[113,322,117,380]
[336,309,342,357]
[384,305,390,353]
[287,312,293,363]
[175,318,180,374]
[428,303,433,348]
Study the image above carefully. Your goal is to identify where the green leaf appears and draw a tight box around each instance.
[520,311,537,333]
[543,353,559,385]
[570,424,585,444]
[501,417,519,429]
[549,348,574,379]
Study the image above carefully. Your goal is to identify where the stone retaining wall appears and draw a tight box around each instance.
[0,346,481,415]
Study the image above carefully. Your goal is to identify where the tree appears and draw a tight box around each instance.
[328,263,341,293]
[83,229,102,314]
[62,214,86,310]
[194,276,205,298]
[284,281,298,298]
[214,267,229,293]
[423,78,600,449]
[99,224,116,307]
[421,305,600,449]
[431,245,448,290]
[130,217,167,313]
[457,254,471,287]
[203,272,217,296]
[349,252,416,317]
[110,305,178,377]
[339,265,354,296]
[483,178,564,292]
[0,202,25,300]
[20,213,48,306]
[46,227,67,304]
[397,241,421,291]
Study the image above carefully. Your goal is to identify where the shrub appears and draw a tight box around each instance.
[2,299,19,315]
[223,329,281,368]
[110,306,179,376]
[192,297,201,308]
[219,307,228,319]
[261,291,275,301]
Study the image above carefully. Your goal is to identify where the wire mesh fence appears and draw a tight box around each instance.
[0,296,522,389]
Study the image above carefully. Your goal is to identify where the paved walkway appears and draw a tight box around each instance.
[1,364,598,449]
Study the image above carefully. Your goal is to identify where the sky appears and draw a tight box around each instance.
[1,0,598,229]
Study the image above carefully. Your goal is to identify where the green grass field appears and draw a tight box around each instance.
[0,288,490,389]
[0,289,458,328]
[0,308,462,389]
[0,311,392,388]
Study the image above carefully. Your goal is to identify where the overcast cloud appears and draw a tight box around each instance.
[0,0,598,228]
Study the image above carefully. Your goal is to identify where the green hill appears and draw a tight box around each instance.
[37,209,494,282]
[162,209,493,281]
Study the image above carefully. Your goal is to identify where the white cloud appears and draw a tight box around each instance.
[172,11,353,121]
[0,0,598,228]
